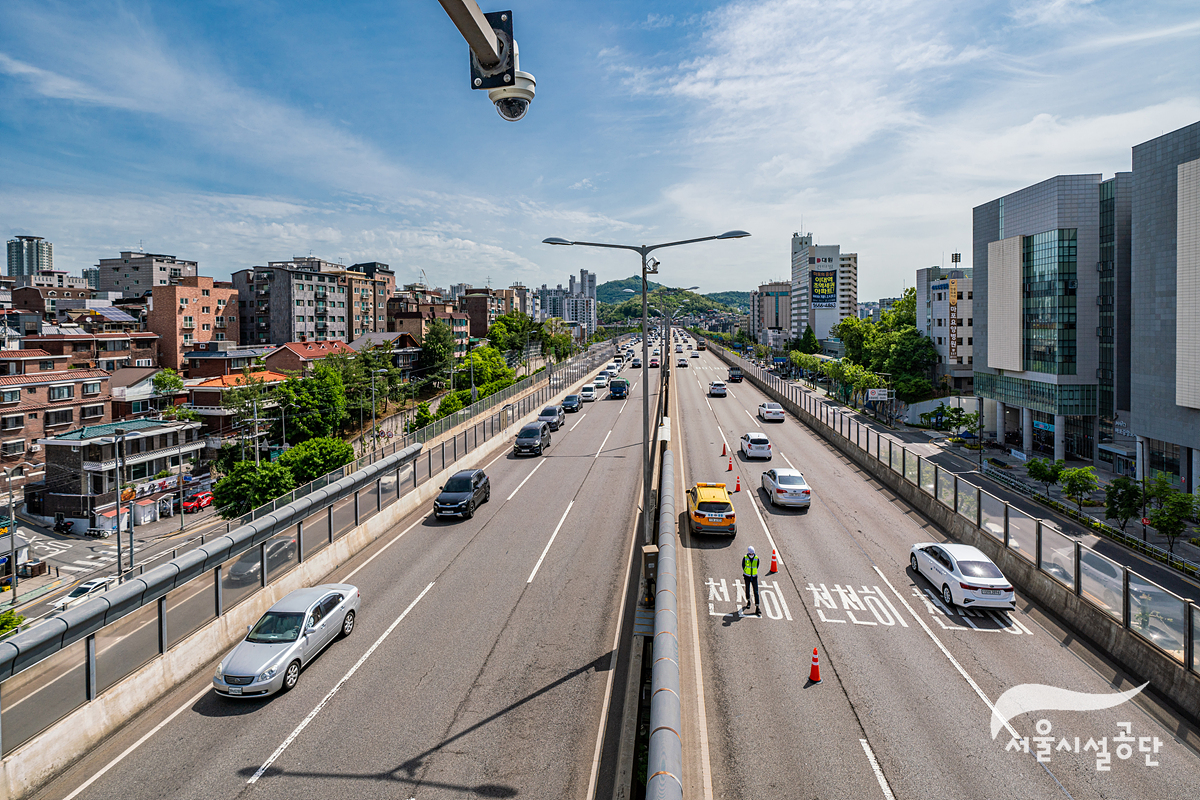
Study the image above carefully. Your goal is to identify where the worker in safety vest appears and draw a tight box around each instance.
[741,546,761,617]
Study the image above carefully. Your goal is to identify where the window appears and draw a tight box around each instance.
[0,390,17,404]
[957,337,963,345]
[47,291,57,298]
[1,415,22,430]
[296,300,303,307]
[937,337,943,345]
[215,333,225,342]
[967,318,973,327]
[135,358,152,366]
[967,291,973,299]
[296,315,304,322]
[45,409,73,427]
[215,316,224,325]
[202,289,210,297]
[957,291,964,299]
[217,298,225,306]
[202,324,211,331]
[967,337,973,345]
[202,307,210,314]
[81,404,103,419]
[39,360,55,371]
[183,334,192,345]
[180,297,189,305]
[183,316,194,328]
[968,356,973,365]
[131,400,149,413]
[49,385,74,401]
[83,382,101,395]
[0,441,22,456]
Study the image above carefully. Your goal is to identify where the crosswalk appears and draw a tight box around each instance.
[61,545,146,573]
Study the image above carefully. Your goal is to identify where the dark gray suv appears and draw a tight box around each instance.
[514,421,551,456]
[538,404,565,430]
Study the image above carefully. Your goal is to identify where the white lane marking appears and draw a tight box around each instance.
[727,388,737,399]
[585,502,641,800]
[678,446,716,800]
[507,459,546,501]
[344,515,427,583]
[859,739,897,800]
[746,485,781,567]
[744,409,761,428]
[528,501,574,584]
[483,448,509,470]
[61,684,212,800]
[595,429,613,459]
[716,428,730,450]
[249,582,435,784]
[60,565,91,572]
[706,399,713,411]
[570,413,588,430]
[873,566,1021,741]
[618,401,625,414]
[779,452,798,471]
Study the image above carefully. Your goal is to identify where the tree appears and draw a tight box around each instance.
[211,442,242,477]
[1026,458,1065,497]
[799,325,820,354]
[0,608,24,636]
[408,401,434,432]
[1104,476,1143,533]
[278,436,355,485]
[213,461,296,519]
[419,318,455,376]
[1149,490,1195,554]
[1060,467,1099,514]
[1147,472,1180,510]
[273,362,349,443]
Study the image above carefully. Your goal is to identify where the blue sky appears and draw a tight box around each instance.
[2,1,1198,300]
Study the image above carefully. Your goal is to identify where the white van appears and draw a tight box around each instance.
[580,385,597,402]
[605,362,619,373]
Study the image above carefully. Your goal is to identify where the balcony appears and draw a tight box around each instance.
[256,289,270,297]
[315,302,327,313]
[257,322,270,330]
[181,321,195,329]
[316,321,328,329]
[315,287,327,298]
[82,439,206,472]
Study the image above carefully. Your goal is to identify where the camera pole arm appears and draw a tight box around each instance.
[436,0,502,68]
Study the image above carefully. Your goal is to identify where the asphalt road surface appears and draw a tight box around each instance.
[34,364,654,800]
[671,347,1199,799]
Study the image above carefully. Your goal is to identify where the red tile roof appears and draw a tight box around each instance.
[0,349,53,359]
[270,340,354,360]
[193,369,289,388]
[0,369,110,387]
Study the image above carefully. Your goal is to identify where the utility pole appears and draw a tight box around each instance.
[251,398,261,467]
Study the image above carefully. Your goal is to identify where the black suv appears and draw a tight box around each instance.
[562,394,582,412]
[514,421,551,456]
[434,469,491,520]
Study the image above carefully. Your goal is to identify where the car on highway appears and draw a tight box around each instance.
[580,385,597,402]
[609,377,629,398]
[563,394,582,413]
[631,358,642,368]
[760,468,811,508]
[183,491,214,513]
[677,357,688,368]
[594,373,610,387]
[709,381,727,397]
[652,348,660,355]
[213,584,360,697]
[538,405,565,431]
[513,421,552,456]
[434,468,491,519]
[686,482,736,536]
[650,358,660,368]
[52,576,117,613]
[757,402,785,422]
[690,351,700,358]
[739,432,773,460]
[676,345,684,353]
[909,543,1015,610]
[228,536,298,584]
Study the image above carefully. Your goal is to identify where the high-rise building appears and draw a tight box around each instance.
[973,173,1131,463]
[922,270,974,393]
[7,236,52,277]
[750,281,790,347]
[790,232,857,340]
[1129,121,1200,491]
[81,268,99,289]
[538,276,597,336]
[97,251,197,296]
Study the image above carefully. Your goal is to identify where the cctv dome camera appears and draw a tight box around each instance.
[488,70,536,122]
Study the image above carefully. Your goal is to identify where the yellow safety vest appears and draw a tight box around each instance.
[742,555,759,577]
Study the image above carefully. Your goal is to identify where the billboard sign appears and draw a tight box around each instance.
[948,278,958,360]
[811,270,837,309]
[868,388,890,401]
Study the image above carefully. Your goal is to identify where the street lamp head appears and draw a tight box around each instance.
[716,230,751,240]
[542,237,574,246]
[685,285,700,291]
[622,288,636,293]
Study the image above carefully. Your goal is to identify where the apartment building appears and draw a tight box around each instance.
[148,276,239,371]
[0,349,111,489]
[189,369,287,450]
[12,285,95,321]
[23,325,159,371]
[386,298,469,358]
[97,251,198,296]
[7,236,53,278]
[461,288,502,338]
[750,281,790,347]
[789,232,858,340]
[12,271,88,291]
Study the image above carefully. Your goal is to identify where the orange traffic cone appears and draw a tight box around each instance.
[769,549,778,573]
[727,456,733,471]
[734,475,741,492]
[809,648,821,683]
[721,442,727,456]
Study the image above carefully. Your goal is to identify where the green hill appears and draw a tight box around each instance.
[596,276,663,305]
[704,290,752,312]
[598,286,733,325]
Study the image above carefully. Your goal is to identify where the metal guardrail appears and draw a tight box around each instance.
[708,342,1200,678]
[0,341,620,759]
[647,449,681,800]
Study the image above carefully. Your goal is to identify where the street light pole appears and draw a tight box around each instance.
[3,464,31,606]
[177,426,186,533]
[371,368,387,456]
[113,428,125,576]
[544,230,749,546]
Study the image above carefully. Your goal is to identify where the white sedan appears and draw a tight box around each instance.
[761,468,811,508]
[594,373,610,387]
[909,542,1015,610]
[739,432,772,460]
[758,402,785,422]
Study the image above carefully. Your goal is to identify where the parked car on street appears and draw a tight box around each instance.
[213,584,360,697]
[434,469,491,519]
[183,491,214,513]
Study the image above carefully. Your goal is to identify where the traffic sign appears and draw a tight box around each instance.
[1142,517,1151,526]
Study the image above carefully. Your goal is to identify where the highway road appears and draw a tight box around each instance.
[33,362,654,800]
[671,346,1200,799]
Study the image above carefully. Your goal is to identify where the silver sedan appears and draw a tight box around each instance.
[213,583,360,698]
[761,467,811,508]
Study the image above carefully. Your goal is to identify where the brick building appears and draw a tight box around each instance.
[148,276,239,371]
[12,286,94,321]
[263,340,354,376]
[24,326,159,371]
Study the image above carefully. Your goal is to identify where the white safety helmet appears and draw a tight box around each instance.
[746,546,755,556]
